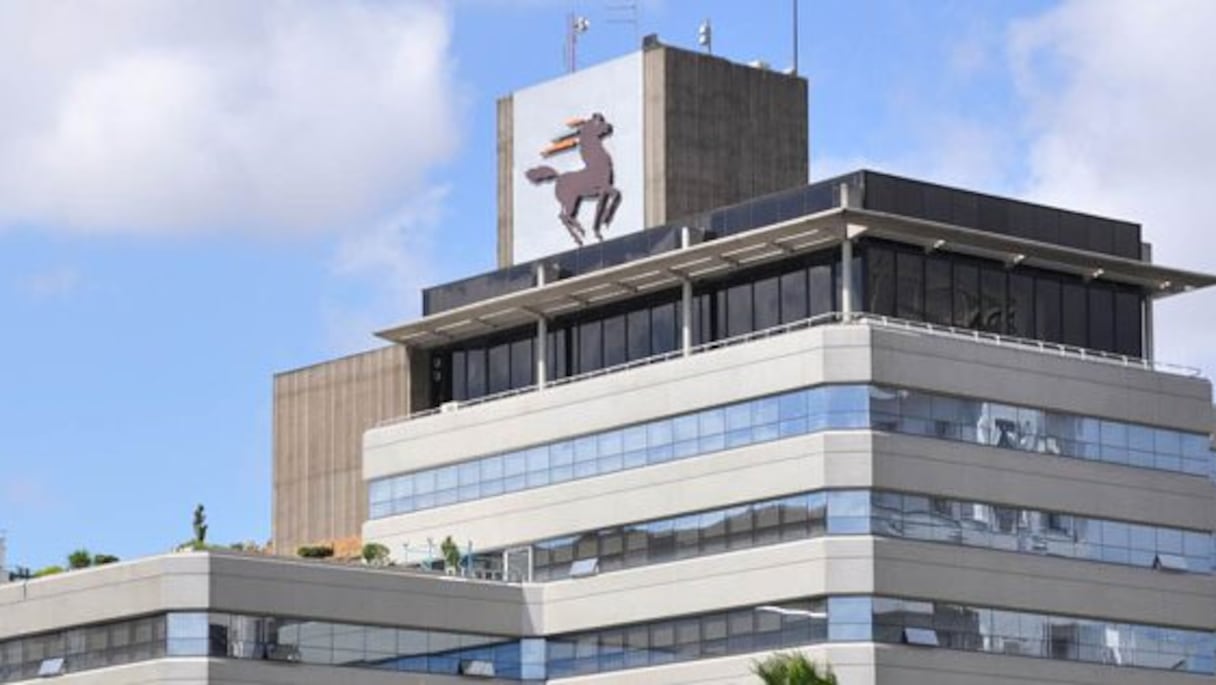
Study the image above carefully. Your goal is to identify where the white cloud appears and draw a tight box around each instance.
[322,185,448,354]
[1009,0,1216,377]
[17,266,81,300]
[0,1,460,236]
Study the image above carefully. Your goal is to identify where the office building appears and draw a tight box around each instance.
[4,40,1216,685]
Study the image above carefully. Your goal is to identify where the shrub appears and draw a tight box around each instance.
[92,554,120,565]
[297,544,334,559]
[440,536,461,573]
[362,543,390,566]
[32,565,64,578]
[67,549,92,570]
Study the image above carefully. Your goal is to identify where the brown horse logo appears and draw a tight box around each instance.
[525,112,622,246]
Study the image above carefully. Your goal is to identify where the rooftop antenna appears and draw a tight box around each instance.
[605,1,640,43]
[697,18,712,55]
[791,0,800,75]
[565,13,591,73]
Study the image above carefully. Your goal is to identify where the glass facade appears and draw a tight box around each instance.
[0,612,543,683]
[0,615,166,683]
[547,596,1213,678]
[482,489,1211,583]
[370,385,1211,519]
[863,239,1144,357]
[422,170,1141,316]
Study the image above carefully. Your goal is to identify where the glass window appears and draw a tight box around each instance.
[953,262,979,329]
[809,263,834,316]
[979,266,1006,334]
[603,315,626,368]
[1114,290,1142,357]
[451,350,467,401]
[627,309,651,361]
[896,251,925,321]
[1008,273,1034,338]
[465,348,487,399]
[649,301,676,355]
[726,283,752,337]
[1087,286,1114,354]
[510,339,533,389]
[754,276,780,330]
[1061,282,1087,347]
[577,321,602,373]
[1035,276,1062,343]
[780,269,808,323]
[487,344,510,394]
[866,246,895,316]
[924,255,952,326]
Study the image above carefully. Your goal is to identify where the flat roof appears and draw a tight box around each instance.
[377,206,1216,348]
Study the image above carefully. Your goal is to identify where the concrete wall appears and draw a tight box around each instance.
[649,45,809,226]
[273,346,409,554]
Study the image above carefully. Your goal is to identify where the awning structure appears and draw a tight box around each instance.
[376,207,1216,349]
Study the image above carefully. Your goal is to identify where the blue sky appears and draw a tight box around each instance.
[2,0,1214,571]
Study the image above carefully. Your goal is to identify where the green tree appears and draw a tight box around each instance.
[440,536,461,574]
[362,542,391,566]
[92,554,120,565]
[751,652,837,685]
[67,549,92,570]
[192,504,208,549]
[32,565,64,578]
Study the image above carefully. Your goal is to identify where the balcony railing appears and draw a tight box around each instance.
[378,312,1200,428]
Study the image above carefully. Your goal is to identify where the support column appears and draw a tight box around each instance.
[680,226,693,356]
[535,264,548,388]
[841,237,853,321]
[537,317,548,388]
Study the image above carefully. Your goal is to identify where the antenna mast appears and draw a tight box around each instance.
[605,1,640,43]
[565,13,591,73]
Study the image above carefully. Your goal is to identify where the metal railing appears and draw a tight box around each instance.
[378,312,1199,428]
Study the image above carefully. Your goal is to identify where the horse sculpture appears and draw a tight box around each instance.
[525,113,622,246]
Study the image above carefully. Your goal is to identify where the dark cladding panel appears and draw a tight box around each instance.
[1113,224,1142,259]
[866,173,898,214]
[978,195,1009,237]
[1058,212,1088,250]
[1085,216,1115,255]
[951,191,979,229]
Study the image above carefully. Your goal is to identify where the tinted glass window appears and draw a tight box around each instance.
[780,270,808,323]
[866,247,895,316]
[451,350,467,401]
[628,309,651,361]
[488,344,511,394]
[924,256,952,326]
[953,263,979,329]
[466,348,487,398]
[1008,273,1034,338]
[896,251,925,320]
[754,276,780,330]
[1061,283,1087,346]
[603,315,626,368]
[726,284,752,337]
[1035,277,1062,343]
[653,302,677,354]
[809,264,834,316]
[578,321,602,373]
[979,267,1006,333]
[1087,287,1114,354]
[1114,290,1143,357]
[511,339,534,389]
